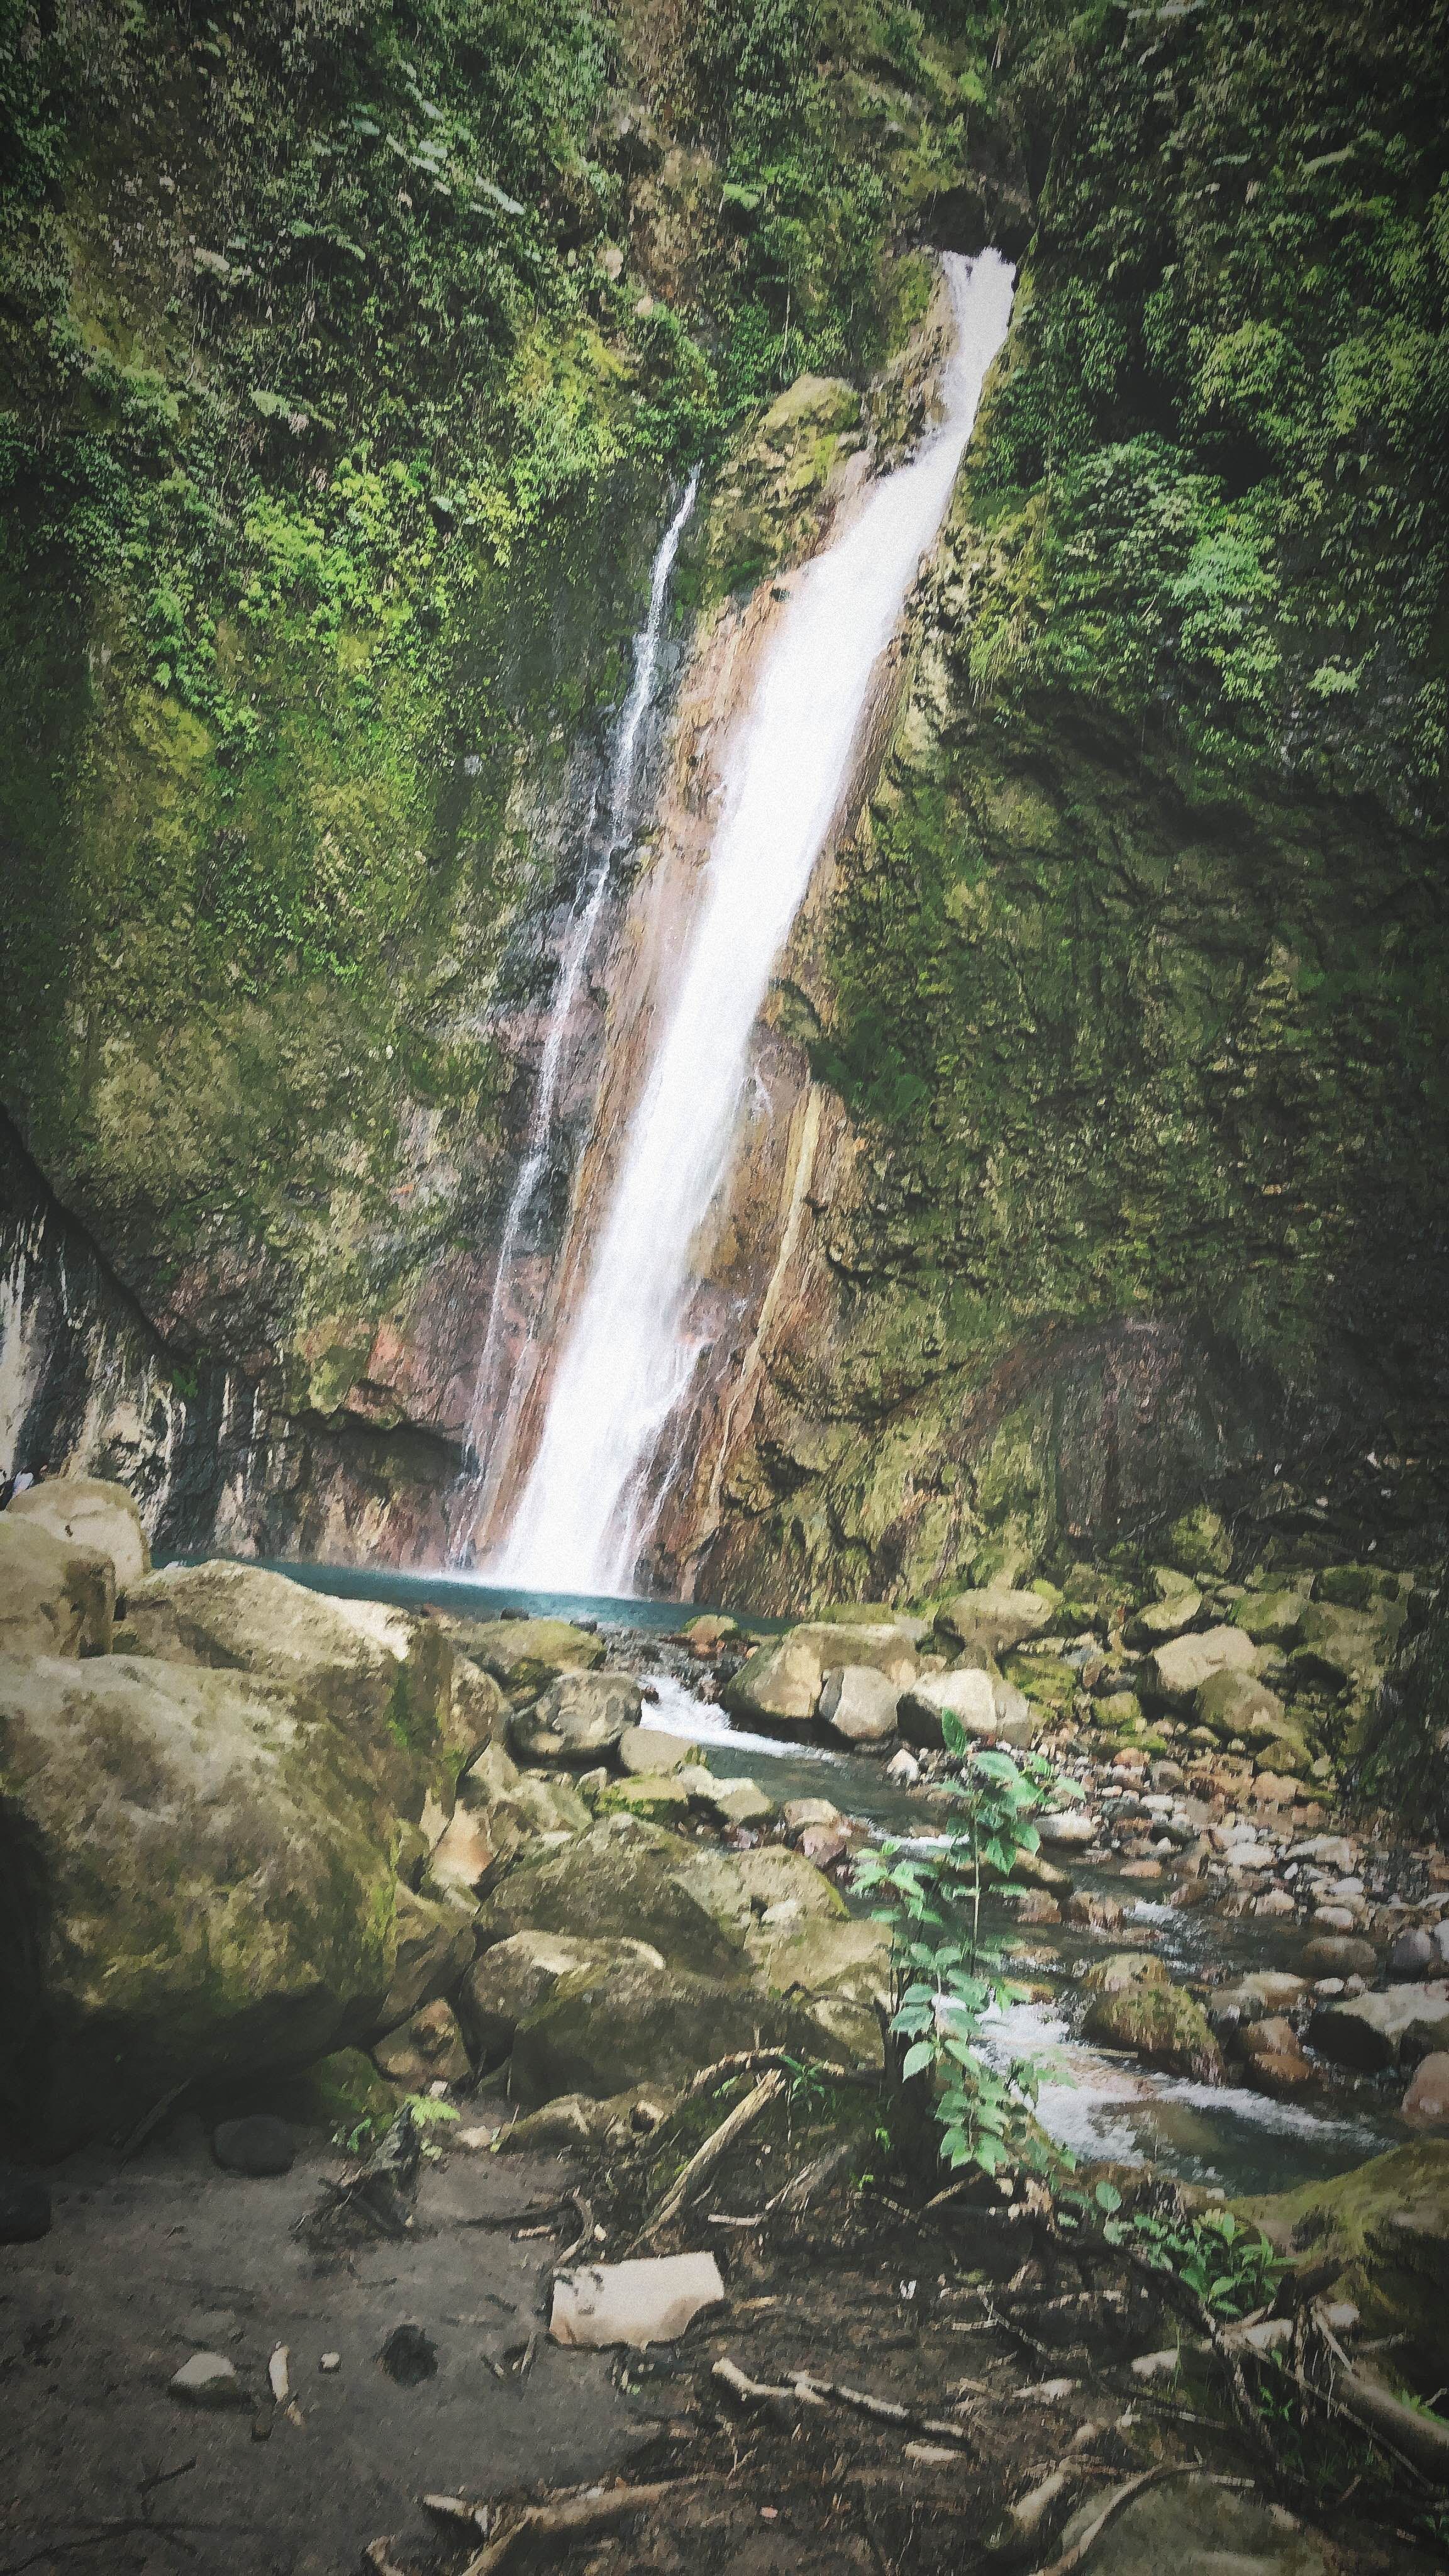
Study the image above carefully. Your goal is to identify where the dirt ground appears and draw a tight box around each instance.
[2,2109,1444,2576]
[0,2119,657,2576]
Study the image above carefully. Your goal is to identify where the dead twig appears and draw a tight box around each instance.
[682,2051,870,2101]
[458,2480,680,2576]
[640,2071,786,2243]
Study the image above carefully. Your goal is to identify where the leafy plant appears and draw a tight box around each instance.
[1060,2180,1288,2323]
[853,1722,1077,2180]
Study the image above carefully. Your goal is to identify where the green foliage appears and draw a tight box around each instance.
[1062,2187,1289,2323]
[853,1733,1072,2177]
[974,0,1449,813]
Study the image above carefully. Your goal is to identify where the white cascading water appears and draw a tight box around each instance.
[449,469,699,1558]
[492,249,1016,1594]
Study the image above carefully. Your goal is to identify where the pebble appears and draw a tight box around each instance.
[885,1748,921,1787]
[0,2163,52,2245]
[170,2351,246,2407]
[1130,2349,1180,2379]
[212,2115,296,2177]
[319,2351,341,2373]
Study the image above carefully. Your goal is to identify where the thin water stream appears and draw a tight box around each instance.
[238,1557,1402,2199]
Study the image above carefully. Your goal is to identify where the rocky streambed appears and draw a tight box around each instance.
[3,1483,1448,2572]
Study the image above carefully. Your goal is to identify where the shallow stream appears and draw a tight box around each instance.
[250,1560,1402,2201]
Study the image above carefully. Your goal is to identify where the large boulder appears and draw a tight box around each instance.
[511,1669,641,1765]
[726,1623,918,1727]
[1291,1597,1405,1692]
[745,1913,891,2009]
[0,1652,404,2158]
[934,1589,1052,1657]
[0,1520,113,1658]
[1081,1955,1222,2081]
[1140,1624,1255,1709]
[114,1560,450,1813]
[1231,1589,1307,1650]
[1057,2470,1328,2576]
[1123,1589,1202,1648]
[818,1665,901,1744]
[682,1841,848,1933]
[897,1667,1038,1753]
[479,1814,751,1978]
[8,1477,150,1592]
[451,1617,605,1705]
[458,1930,663,2066]
[1194,1667,1294,1748]
[1309,1984,1449,2074]
[509,1949,852,2107]
[1238,2140,1449,2378]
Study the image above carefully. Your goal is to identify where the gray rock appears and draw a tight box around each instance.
[0,1650,409,2160]
[511,1669,641,1765]
[459,1931,663,2066]
[1058,2468,1330,2573]
[618,1725,694,1774]
[1124,1590,1202,1648]
[1036,1809,1097,1848]
[1299,1935,1377,1979]
[897,1667,1002,1750]
[372,1882,477,2033]
[479,1814,750,1979]
[8,1476,150,1592]
[371,1998,472,2089]
[511,1948,859,2106]
[0,1519,114,1658]
[934,1589,1053,1657]
[725,1623,917,1726]
[1143,1626,1256,1709]
[1310,1984,1449,2072]
[211,2115,295,2176]
[818,1664,901,1743]
[170,2351,246,2407]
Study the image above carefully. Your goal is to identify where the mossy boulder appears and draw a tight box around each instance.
[745,1913,891,2009]
[1082,1955,1222,2081]
[458,1930,663,2067]
[372,1881,477,2033]
[1163,1506,1233,1577]
[935,1588,1053,1657]
[0,1651,405,2159]
[725,1621,918,1725]
[1141,1624,1255,1710]
[1124,1589,1202,1648]
[510,1668,641,1765]
[509,1949,853,2108]
[455,1618,606,1706]
[1291,1597,1406,1693]
[114,1559,449,1814]
[0,1520,113,1658]
[1194,1666,1291,1745]
[1231,1589,1307,1650]
[595,1770,695,1823]
[1237,2141,1449,2378]
[8,1477,150,1592]
[478,1813,750,1979]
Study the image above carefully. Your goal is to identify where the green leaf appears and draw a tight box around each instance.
[901,2039,936,2080]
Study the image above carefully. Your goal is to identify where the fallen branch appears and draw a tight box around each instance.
[712,2354,970,2448]
[768,2134,857,2214]
[1309,2305,1449,2487]
[458,2481,679,2576]
[682,2051,870,2101]
[1033,2466,1252,2576]
[641,2071,786,2241]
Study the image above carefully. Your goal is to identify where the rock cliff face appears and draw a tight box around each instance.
[3,0,1447,1601]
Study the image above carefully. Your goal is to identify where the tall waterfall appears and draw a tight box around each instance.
[449,470,699,1559]
[492,249,1016,1594]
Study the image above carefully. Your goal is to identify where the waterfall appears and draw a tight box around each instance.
[491,251,1016,1594]
[448,469,699,1560]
